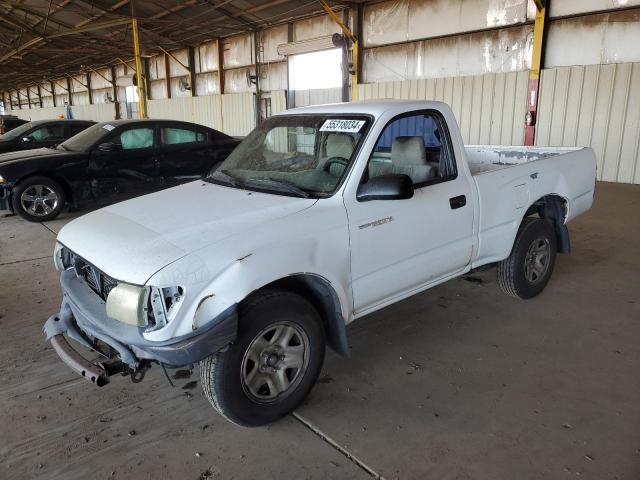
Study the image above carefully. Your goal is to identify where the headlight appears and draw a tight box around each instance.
[106,283,149,326]
[106,283,184,330]
[53,243,66,271]
[0,174,5,185]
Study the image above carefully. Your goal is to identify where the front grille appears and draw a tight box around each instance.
[64,248,117,301]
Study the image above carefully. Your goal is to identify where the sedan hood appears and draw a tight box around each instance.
[0,147,67,165]
[58,180,317,285]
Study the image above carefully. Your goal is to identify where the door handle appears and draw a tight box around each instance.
[449,195,466,209]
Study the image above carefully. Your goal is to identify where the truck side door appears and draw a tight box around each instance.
[344,110,475,313]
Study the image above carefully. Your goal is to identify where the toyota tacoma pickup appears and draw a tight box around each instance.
[44,101,597,426]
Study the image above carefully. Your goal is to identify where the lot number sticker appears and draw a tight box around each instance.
[320,119,365,133]
[102,124,115,131]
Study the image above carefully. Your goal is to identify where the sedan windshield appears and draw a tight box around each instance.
[59,123,110,152]
[207,115,370,197]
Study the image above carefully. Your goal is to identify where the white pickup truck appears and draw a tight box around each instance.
[44,101,596,426]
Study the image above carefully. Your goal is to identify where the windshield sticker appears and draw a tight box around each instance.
[320,119,365,133]
[102,124,115,131]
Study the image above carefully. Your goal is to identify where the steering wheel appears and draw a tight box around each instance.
[323,156,349,174]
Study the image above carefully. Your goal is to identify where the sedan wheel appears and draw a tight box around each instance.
[20,184,59,217]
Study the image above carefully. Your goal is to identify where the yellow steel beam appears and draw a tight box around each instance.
[530,4,546,80]
[318,0,358,101]
[132,17,147,118]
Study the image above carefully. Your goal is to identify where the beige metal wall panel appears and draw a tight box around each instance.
[41,94,54,108]
[221,92,256,136]
[196,41,218,73]
[195,72,219,96]
[149,55,166,80]
[294,87,343,107]
[536,63,640,184]
[17,107,62,121]
[71,103,116,121]
[549,0,640,18]
[545,10,640,68]
[358,70,528,145]
[224,67,256,93]
[168,49,190,77]
[363,25,533,82]
[261,25,288,63]
[223,34,254,68]
[149,80,167,100]
[147,96,223,131]
[363,0,530,47]
[269,90,288,115]
[294,14,342,42]
[170,77,192,98]
[92,88,113,104]
[90,68,112,90]
[260,62,287,91]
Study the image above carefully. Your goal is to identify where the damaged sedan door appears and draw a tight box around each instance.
[88,124,162,204]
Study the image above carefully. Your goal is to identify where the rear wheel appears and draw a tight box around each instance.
[200,290,325,427]
[11,176,65,222]
[497,217,557,299]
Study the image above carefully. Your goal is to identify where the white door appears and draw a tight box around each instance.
[345,111,475,313]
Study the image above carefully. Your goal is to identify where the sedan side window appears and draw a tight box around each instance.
[27,124,66,142]
[162,127,205,145]
[366,112,456,188]
[118,127,154,150]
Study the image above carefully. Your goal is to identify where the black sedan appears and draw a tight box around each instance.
[0,119,95,154]
[0,119,240,221]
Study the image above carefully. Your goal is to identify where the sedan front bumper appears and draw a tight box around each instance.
[44,270,237,385]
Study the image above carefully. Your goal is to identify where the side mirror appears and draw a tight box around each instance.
[356,174,414,202]
[97,142,120,152]
[22,137,33,143]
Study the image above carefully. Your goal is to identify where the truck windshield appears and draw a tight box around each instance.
[207,114,370,198]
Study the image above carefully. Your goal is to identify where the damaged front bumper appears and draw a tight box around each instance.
[44,270,237,386]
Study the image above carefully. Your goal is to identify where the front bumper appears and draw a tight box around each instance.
[44,270,237,385]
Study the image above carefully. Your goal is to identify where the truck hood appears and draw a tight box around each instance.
[58,180,317,285]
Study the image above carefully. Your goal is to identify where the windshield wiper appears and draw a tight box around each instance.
[207,170,240,187]
[245,177,310,198]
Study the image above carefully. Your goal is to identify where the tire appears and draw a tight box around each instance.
[11,176,65,222]
[200,289,326,427]
[497,217,557,299]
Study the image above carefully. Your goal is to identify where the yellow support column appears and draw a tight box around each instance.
[525,0,547,146]
[131,17,147,119]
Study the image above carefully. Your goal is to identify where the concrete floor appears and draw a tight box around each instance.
[0,182,638,480]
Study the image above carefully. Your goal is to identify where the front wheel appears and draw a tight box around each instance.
[497,217,557,299]
[11,176,65,222]
[200,290,325,427]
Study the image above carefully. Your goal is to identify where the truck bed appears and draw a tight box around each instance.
[465,145,585,175]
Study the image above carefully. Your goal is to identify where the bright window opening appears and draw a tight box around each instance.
[289,48,342,91]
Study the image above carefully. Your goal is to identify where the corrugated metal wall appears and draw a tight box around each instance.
[147,92,257,136]
[536,62,640,184]
[8,103,116,122]
[358,71,529,145]
[293,87,343,107]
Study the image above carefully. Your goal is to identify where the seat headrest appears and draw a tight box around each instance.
[391,136,426,166]
[325,133,355,159]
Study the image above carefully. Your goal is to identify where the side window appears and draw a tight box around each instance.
[27,124,66,141]
[162,127,205,145]
[116,127,154,150]
[366,112,456,187]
